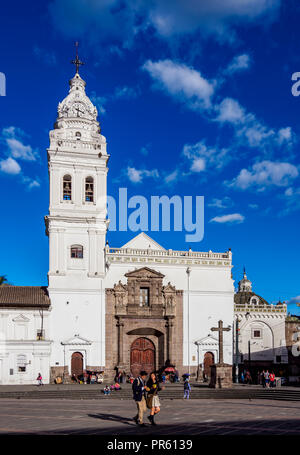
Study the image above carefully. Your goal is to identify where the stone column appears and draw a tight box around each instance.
[166,318,174,364]
[116,318,124,365]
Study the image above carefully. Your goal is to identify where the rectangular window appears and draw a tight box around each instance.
[276,355,281,363]
[85,178,94,202]
[63,176,72,201]
[139,287,149,307]
[17,355,26,373]
[36,330,45,340]
[71,246,83,258]
[253,330,261,338]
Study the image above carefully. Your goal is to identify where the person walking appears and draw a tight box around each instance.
[264,370,270,388]
[132,371,148,427]
[183,377,191,399]
[145,372,163,426]
[261,370,266,388]
[269,371,275,388]
[240,371,245,384]
[37,373,43,386]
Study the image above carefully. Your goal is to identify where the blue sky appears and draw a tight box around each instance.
[0,0,300,314]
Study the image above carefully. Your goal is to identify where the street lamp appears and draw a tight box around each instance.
[186,267,191,375]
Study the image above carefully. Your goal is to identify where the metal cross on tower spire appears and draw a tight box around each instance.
[71,42,84,74]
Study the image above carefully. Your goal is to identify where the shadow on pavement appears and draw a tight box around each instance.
[88,413,135,426]
[4,418,300,436]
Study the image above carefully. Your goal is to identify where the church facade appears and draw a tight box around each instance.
[234,270,288,378]
[0,68,234,384]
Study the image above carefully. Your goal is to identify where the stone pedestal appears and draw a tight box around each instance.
[209,363,232,388]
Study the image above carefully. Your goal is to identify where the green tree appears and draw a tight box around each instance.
[0,276,8,286]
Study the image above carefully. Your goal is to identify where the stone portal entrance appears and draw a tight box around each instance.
[130,337,155,377]
[71,352,83,377]
[204,351,215,379]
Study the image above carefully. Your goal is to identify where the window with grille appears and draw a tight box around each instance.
[71,245,83,259]
[85,176,94,202]
[63,174,72,200]
[139,287,149,307]
[17,354,26,372]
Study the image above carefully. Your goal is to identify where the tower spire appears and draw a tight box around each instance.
[71,41,84,74]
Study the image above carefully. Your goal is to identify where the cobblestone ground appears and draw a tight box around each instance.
[0,399,300,435]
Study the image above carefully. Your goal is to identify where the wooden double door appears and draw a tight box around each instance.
[71,352,83,377]
[204,351,215,378]
[130,337,155,377]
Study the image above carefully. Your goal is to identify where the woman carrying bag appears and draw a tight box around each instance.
[145,372,164,425]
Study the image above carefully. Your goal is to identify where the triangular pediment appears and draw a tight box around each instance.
[61,335,92,346]
[163,282,176,293]
[114,281,127,292]
[125,267,165,279]
[13,314,30,323]
[194,334,219,345]
[121,233,166,251]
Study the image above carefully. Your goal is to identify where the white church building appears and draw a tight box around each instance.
[0,65,235,384]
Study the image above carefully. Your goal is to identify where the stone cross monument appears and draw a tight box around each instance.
[211,320,231,365]
[209,320,232,388]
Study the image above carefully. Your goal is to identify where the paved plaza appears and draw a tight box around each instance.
[0,398,300,435]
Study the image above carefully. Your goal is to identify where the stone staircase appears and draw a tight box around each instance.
[1,384,300,401]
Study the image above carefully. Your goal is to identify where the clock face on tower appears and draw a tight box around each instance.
[71,102,87,117]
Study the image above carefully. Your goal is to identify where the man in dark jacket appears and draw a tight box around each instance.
[132,370,148,426]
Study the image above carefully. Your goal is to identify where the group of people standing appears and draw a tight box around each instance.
[259,370,276,388]
[240,369,277,387]
[132,370,192,427]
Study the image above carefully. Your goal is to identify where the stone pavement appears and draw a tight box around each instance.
[0,398,300,435]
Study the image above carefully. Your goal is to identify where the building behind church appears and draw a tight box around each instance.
[234,270,288,379]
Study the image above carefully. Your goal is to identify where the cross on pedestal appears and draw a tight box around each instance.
[211,320,231,365]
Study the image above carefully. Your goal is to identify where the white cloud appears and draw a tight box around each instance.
[127,166,159,183]
[210,213,245,224]
[224,54,251,75]
[215,98,296,154]
[287,295,300,305]
[114,86,138,99]
[229,160,299,190]
[22,176,41,190]
[183,140,229,172]
[148,0,280,40]
[164,169,179,184]
[0,157,21,175]
[215,97,245,124]
[6,138,36,161]
[49,0,280,47]
[0,126,41,189]
[89,92,107,115]
[191,158,206,172]
[2,127,37,161]
[143,59,215,110]
[208,197,233,209]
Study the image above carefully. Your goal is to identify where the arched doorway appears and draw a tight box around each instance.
[130,337,155,377]
[203,352,215,379]
[71,352,83,377]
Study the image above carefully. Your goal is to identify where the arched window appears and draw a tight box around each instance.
[75,131,81,140]
[85,176,94,202]
[71,245,83,259]
[63,174,72,200]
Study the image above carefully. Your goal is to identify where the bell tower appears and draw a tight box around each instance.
[46,48,108,381]
[45,52,109,289]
